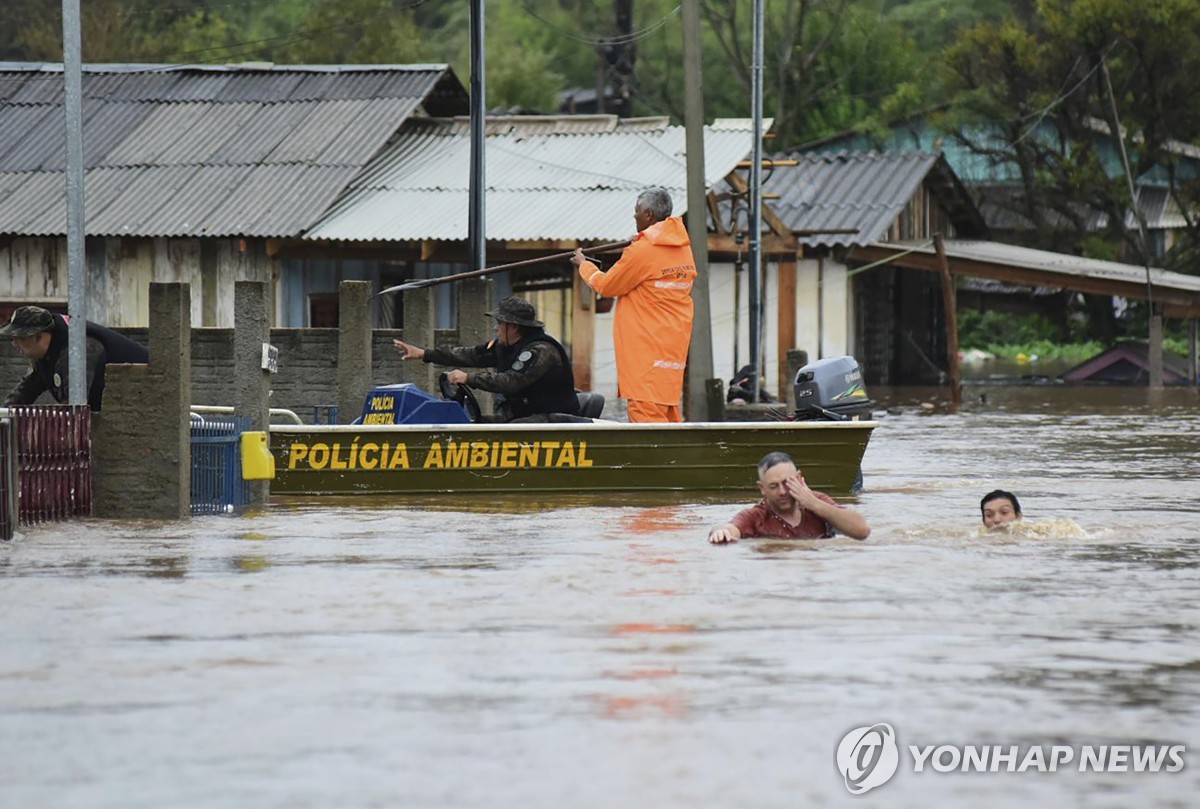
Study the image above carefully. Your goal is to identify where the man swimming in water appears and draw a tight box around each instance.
[980,490,1022,530]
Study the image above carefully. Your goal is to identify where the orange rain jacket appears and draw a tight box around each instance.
[578,216,697,405]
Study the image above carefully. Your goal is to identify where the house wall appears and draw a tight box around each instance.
[0,236,273,327]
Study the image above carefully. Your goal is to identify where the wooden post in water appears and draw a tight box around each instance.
[1148,313,1164,389]
[1190,318,1198,387]
[933,234,962,406]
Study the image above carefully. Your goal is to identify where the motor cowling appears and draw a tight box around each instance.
[793,356,873,421]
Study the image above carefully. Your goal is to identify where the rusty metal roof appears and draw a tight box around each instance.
[305,116,760,242]
[0,63,466,237]
[755,151,986,247]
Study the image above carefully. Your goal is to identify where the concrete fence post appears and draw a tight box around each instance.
[93,282,190,518]
[337,281,373,424]
[235,281,271,504]
[402,286,437,394]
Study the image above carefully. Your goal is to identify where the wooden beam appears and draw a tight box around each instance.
[933,235,962,407]
[777,258,796,396]
[708,233,797,257]
[571,271,596,391]
[725,171,798,244]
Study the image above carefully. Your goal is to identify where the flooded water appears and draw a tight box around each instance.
[2,386,1198,808]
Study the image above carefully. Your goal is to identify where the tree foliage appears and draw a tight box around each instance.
[931,0,1200,276]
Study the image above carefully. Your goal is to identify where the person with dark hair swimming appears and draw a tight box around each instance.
[980,490,1022,530]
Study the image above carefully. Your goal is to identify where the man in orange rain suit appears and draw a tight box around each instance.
[570,187,697,423]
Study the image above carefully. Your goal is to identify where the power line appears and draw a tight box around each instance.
[517,2,681,47]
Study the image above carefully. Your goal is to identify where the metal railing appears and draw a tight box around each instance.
[0,405,93,536]
[190,415,251,515]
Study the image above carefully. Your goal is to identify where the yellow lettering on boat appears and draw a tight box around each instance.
[445,441,469,467]
[308,443,330,470]
[499,442,519,468]
[363,412,394,425]
[389,443,410,469]
[330,443,348,470]
[423,442,443,468]
[577,441,593,467]
[369,395,395,411]
[555,441,576,467]
[359,442,380,469]
[288,443,309,469]
[540,441,561,465]
[470,441,490,468]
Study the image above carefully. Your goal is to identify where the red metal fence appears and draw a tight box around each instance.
[0,406,92,537]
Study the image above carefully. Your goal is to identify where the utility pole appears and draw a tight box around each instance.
[610,0,635,118]
[63,0,86,404]
[468,0,486,271]
[748,0,765,401]
[683,0,714,419]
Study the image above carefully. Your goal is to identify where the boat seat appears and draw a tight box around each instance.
[576,391,606,419]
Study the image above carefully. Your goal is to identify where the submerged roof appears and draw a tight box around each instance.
[0,63,467,238]
[304,116,760,242]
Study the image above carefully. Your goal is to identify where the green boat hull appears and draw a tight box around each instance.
[269,420,876,496]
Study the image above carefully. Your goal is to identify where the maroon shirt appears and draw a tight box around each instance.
[729,493,839,539]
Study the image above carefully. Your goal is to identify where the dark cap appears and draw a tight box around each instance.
[0,306,56,338]
[486,296,543,328]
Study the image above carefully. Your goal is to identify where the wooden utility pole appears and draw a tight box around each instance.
[934,234,962,406]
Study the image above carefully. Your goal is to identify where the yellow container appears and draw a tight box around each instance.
[240,431,276,480]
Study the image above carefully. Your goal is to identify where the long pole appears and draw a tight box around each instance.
[63,0,86,405]
[682,0,714,419]
[376,241,631,297]
[748,0,765,401]
[468,0,486,273]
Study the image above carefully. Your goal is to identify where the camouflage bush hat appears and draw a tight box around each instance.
[486,296,543,328]
[0,306,56,338]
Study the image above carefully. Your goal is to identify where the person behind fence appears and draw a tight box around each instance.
[708,451,871,543]
[570,187,697,424]
[391,296,580,422]
[1,305,149,412]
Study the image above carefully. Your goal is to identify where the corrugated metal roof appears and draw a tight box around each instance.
[305,117,759,242]
[876,239,1200,295]
[0,63,467,237]
[763,151,945,247]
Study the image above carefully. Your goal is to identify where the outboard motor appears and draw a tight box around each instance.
[793,356,873,421]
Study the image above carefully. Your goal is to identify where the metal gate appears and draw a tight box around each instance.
[0,405,93,539]
[190,415,251,515]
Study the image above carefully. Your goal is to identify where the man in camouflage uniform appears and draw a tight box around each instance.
[393,296,580,422]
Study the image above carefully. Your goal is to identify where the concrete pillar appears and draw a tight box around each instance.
[457,278,494,346]
[785,348,809,410]
[235,281,271,504]
[337,280,373,424]
[458,279,494,416]
[402,286,437,393]
[93,282,190,518]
